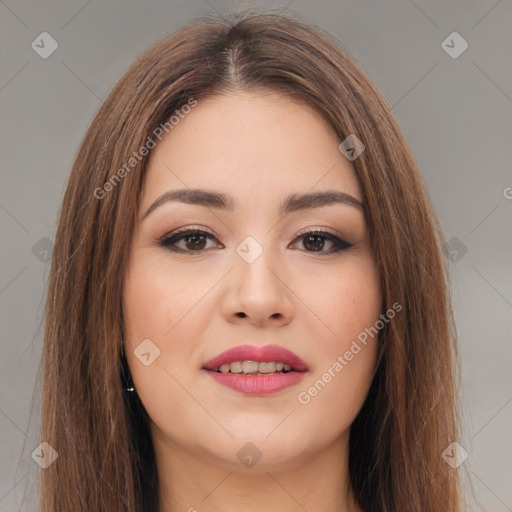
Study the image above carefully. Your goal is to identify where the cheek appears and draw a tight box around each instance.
[123,254,201,341]
[303,253,381,346]
[122,254,213,423]
[122,258,182,391]
[293,254,381,425]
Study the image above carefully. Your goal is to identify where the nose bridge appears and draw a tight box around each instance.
[235,234,280,295]
[228,233,293,324]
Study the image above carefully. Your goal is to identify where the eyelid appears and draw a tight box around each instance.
[157,225,218,242]
[293,225,344,240]
[158,225,345,242]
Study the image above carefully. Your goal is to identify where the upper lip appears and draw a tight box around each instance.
[202,344,308,372]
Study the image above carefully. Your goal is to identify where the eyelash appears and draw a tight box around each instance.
[157,227,354,256]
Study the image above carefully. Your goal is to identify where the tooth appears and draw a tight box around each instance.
[230,361,243,373]
[242,361,260,374]
[216,360,292,374]
[258,361,277,373]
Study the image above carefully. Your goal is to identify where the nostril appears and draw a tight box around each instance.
[236,312,247,318]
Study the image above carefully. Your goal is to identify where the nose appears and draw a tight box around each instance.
[221,248,294,327]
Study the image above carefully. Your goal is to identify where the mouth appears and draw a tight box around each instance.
[202,344,308,395]
[209,360,301,375]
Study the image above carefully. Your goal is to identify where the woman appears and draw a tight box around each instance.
[40,9,463,512]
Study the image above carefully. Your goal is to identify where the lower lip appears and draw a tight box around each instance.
[204,370,307,395]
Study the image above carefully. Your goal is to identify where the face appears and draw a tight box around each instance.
[123,90,381,472]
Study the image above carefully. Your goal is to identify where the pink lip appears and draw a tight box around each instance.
[206,371,307,395]
[202,344,308,371]
[202,344,309,396]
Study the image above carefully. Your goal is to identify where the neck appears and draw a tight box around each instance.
[152,425,362,512]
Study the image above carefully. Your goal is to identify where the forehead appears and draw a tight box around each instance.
[141,91,362,212]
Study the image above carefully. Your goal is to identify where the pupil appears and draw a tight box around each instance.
[186,234,206,250]
[304,234,324,251]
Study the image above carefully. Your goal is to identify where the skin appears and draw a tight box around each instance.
[123,90,381,512]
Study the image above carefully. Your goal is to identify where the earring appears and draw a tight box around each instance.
[121,368,135,392]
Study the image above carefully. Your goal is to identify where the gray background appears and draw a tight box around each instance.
[1,0,511,510]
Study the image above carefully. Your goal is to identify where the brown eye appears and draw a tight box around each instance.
[159,230,217,253]
[303,233,327,252]
[181,232,208,250]
[292,230,353,255]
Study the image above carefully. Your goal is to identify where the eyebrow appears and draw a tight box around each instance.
[141,188,364,221]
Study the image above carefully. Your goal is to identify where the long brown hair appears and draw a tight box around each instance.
[39,8,463,511]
